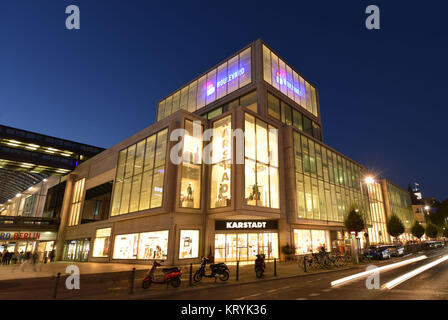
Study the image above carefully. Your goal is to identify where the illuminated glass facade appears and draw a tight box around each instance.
[385,180,414,230]
[157,47,252,121]
[366,182,390,244]
[54,39,397,265]
[293,131,370,223]
[263,45,319,118]
[110,129,167,216]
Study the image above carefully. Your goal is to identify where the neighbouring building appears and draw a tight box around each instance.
[381,179,415,241]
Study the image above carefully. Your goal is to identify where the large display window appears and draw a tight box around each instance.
[180,120,202,209]
[63,239,90,261]
[293,229,330,255]
[111,128,167,216]
[113,233,138,259]
[179,230,199,259]
[93,227,111,258]
[137,231,169,260]
[210,115,232,208]
[113,231,169,260]
[244,114,279,208]
[214,232,279,262]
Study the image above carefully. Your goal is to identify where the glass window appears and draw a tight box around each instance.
[240,91,257,113]
[210,115,232,208]
[278,59,287,95]
[294,229,330,254]
[239,47,251,88]
[227,55,239,94]
[157,100,165,121]
[216,62,227,100]
[111,128,167,216]
[267,93,280,120]
[172,90,180,114]
[303,116,312,136]
[206,69,217,105]
[293,109,303,131]
[187,81,197,112]
[196,75,207,109]
[244,114,279,208]
[68,178,85,226]
[113,233,138,259]
[93,228,111,258]
[206,107,222,120]
[262,45,272,84]
[180,86,189,110]
[179,230,199,259]
[310,86,318,117]
[312,122,322,140]
[271,52,279,90]
[138,231,169,260]
[305,81,312,113]
[281,101,292,125]
[180,120,202,209]
[165,95,173,118]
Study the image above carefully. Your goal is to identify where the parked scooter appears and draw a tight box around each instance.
[142,260,182,289]
[255,254,266,278]
[193,257,230,282]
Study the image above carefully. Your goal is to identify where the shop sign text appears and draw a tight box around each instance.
[0,232,41,240]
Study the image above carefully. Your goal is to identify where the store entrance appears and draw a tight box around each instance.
[214,232,279,262]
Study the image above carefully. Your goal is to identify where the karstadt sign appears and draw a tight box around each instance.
[215,220,278,230]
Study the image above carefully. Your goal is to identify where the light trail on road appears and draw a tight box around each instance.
[330,255,428,287]
[382,254,448,290]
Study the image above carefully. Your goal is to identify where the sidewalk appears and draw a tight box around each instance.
[0,261,148,281]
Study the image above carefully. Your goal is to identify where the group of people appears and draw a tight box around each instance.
[0,249,55,266]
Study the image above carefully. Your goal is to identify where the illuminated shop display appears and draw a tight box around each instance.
[92,227,111,258]
[180,120,203,209]
[179,230,199,259]
[263,45,318,117]
[157,47,251,121]
[214,232,279,262]
[244,113,279,208]
[210,115,232,208]
[63,238,90,261]
[113,231,169,260]
[293,131,371,223]
[111,128,167,216]
[293,229,330,255]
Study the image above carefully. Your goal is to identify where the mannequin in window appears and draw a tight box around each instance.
[186,183,193,201]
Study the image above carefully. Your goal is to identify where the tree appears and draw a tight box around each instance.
[425,222,438,239]
[344,208,365,235]
[443,227,448,238]
[410,220,425,239]
[387,214,405,240]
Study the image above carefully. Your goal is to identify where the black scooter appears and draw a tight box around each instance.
[255,254,266,278]
[193,257,230,282]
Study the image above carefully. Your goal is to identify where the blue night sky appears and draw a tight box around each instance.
[0,1,447,200]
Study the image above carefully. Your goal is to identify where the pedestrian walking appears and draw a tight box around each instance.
[49,250,55,263]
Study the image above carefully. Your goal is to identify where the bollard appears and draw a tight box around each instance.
[53,272,61,300]
[274,258,277,276]
[304,256,307,273]
[236,261,239,281]
[189,263,193,287]
[129,267,136,294]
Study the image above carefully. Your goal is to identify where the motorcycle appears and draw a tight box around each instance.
[255,254,266,278]
[142,260,182,289]
[193,257,230,282]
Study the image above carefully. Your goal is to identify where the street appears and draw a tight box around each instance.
[138,248,448,300]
